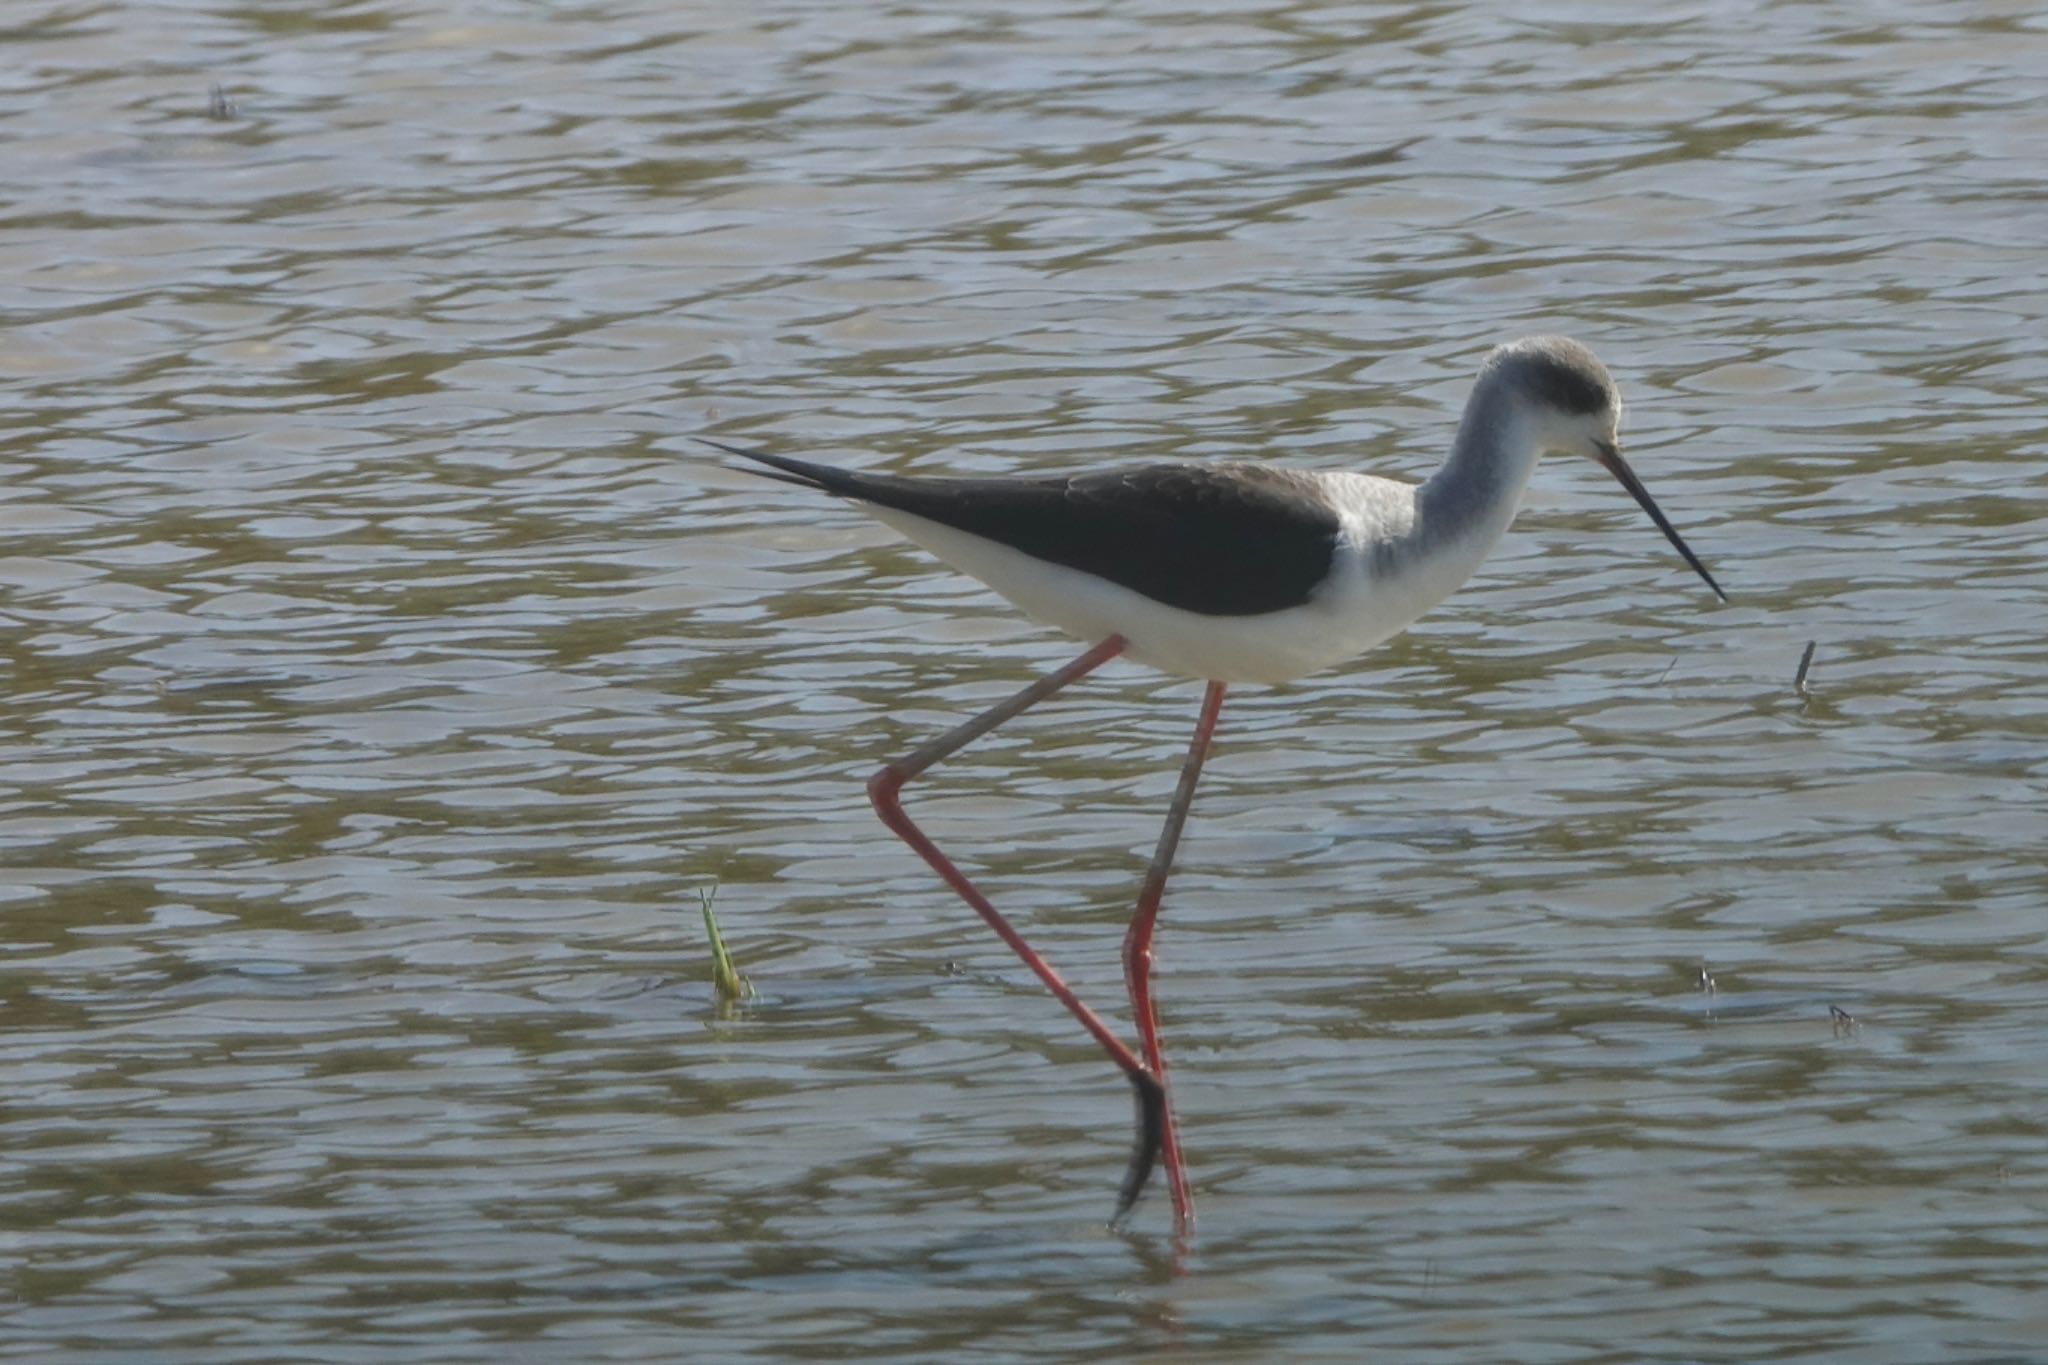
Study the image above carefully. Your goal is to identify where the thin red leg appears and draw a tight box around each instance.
[866,635,1168,1223]
[1123,679,1226,1234]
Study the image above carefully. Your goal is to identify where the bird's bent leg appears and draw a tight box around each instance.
[865,634,1168,1224]
[1122,679,1227,1233]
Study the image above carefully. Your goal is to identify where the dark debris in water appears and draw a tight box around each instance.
[1793,639,1818,700]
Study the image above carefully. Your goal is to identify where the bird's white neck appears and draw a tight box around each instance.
[1310,379,1550,657]
[1414,377,1547,559]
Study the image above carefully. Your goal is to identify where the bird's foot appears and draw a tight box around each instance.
[1110,1070,1166,1229]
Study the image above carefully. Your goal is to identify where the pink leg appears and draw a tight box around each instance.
[1123,679,1226,1234]
[866,635,1168,1223]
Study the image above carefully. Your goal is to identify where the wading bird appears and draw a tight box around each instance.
[710,335,1724,1232]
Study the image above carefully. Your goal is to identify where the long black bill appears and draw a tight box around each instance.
[1595,440,1727,602]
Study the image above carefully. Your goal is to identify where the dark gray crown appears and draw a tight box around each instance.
[1489,336,1615,417]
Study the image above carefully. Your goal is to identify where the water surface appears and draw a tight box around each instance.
[4,1,2046,1359]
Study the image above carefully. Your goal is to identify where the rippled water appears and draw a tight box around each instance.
[5,1,2046,1359]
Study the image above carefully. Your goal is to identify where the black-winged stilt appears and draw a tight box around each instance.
[710,335,1725,1232]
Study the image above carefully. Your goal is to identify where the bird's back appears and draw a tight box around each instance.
[742,453,1348,617]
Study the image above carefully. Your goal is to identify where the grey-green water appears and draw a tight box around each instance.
[4,2,2046,1360]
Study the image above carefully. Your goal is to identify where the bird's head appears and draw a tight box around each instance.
[1491,335,1726,602]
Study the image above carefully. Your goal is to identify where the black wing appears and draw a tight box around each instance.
[710,439,1341,617]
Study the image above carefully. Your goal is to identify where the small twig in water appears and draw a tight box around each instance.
[700,882,752,1004]
[1793,641,1817,700]
[1828,1004,1856,1037]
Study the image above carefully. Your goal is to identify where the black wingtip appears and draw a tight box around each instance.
[1109,1072,1166,1230]
[693,435,760,461]
[696,436,837,492]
